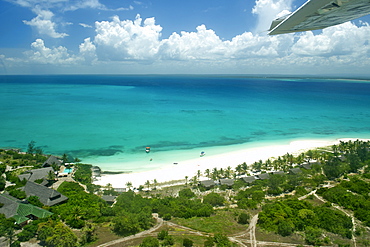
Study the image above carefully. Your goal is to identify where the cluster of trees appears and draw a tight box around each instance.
[139,231,235,247]
[2,169,28,199]
[73,163,92,185]
[236,186,266,209]
[52,182,107,229]
[155,196,214,219]
[258,199,353,244]
[317,177,370,227]
[323,140,370,180]
[0,163,6,191]
[0,148,47,169]
[199,140,370,186]
[1,140,370,246]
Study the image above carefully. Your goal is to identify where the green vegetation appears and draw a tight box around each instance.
[173,210,247,235]
[53,182,107,229]
[73,163,92,185]
[317,178,370,226]
[203,192,225,206]
[1,139,370,246]
[258,199,352,241]
[38,219,78,247]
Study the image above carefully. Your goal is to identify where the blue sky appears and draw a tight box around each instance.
[1,0,370,75]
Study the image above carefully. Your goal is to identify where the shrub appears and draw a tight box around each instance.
[203,192,224,206]
[183,238,193,247]
[157,230,168,240]
[27,196,43,207]
[179,188,195,198]
[237,212,250,224]
[163,235,174,246]
[9,189,26,200]
[140,236,159,247]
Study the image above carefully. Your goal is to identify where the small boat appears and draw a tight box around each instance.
[200,151,205,157]
[146,147,151,153]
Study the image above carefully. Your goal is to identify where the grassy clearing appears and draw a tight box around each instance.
[87,224,120,247]
[255,227,305,245]
[172,209,248,235]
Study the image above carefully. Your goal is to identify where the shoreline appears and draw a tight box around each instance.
[93,137,369,189]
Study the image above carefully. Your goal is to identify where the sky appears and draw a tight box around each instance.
[0,0,370,76]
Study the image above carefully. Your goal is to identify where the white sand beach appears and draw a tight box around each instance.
[93,138,368,189]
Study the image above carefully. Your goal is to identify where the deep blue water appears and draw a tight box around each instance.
[1,75,370,169]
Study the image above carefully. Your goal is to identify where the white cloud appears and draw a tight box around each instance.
[79,23,93,28]
[3,12,370,75]
[64,0,133,11]
[24,39,79,64]
[115,5,134,11]
[7,0,67,9]
[79,37,97,64]
[64,0,106,11]
[23,7,68,38]
[159,25,225,60]
[93,15,295,62]
[292,22,370,57]
[252,0,293,33]
[94,15,162,60]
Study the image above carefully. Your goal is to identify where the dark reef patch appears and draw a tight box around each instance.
[132,136,253,153]
[65,147,124,158]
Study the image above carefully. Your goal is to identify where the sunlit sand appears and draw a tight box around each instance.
[93,138,369,189]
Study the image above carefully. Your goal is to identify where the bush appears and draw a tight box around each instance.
[203,193,224,206]
[305,227,323,246]
[157,230,168,240]
[0,177,5,191]
[163,235,174,246]
[163,214,172,221]
[140,236,159,247]
[17,226,36,242]
[27,196,43,207]
[204,237,214,247]
[213,233,232,246]
[179,188,195,198]
[9,189,26,200]
[66,217,85,229]
[277,220,294,237]
[237,212,250,224]
[183,238,193,247]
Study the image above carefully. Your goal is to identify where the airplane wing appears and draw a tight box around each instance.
[269,0,370,35]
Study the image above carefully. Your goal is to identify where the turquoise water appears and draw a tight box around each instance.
[1,75,370,171]
[64,168,73,173]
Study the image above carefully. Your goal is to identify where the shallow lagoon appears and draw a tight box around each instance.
[1,75,370,171]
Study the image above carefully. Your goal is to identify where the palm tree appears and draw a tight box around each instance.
[125,181,132,191]
[197,170,201,179]
[219,168,224,178]
[235,164,243,176]
[241,162,248,174]
[305,150,314,162]
[153,179,158,190]
[47,170,55,182]
[62,153,69,164]
[191,175,198,186]
[212,168,218,180]
[252,160,263,171]
[205,169,210,179]
[226,166,233,178]
[265,159,272,170]
[295,153,305,165]
[144,180,150,191]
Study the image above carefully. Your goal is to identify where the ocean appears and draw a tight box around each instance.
[1,75,370,172]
